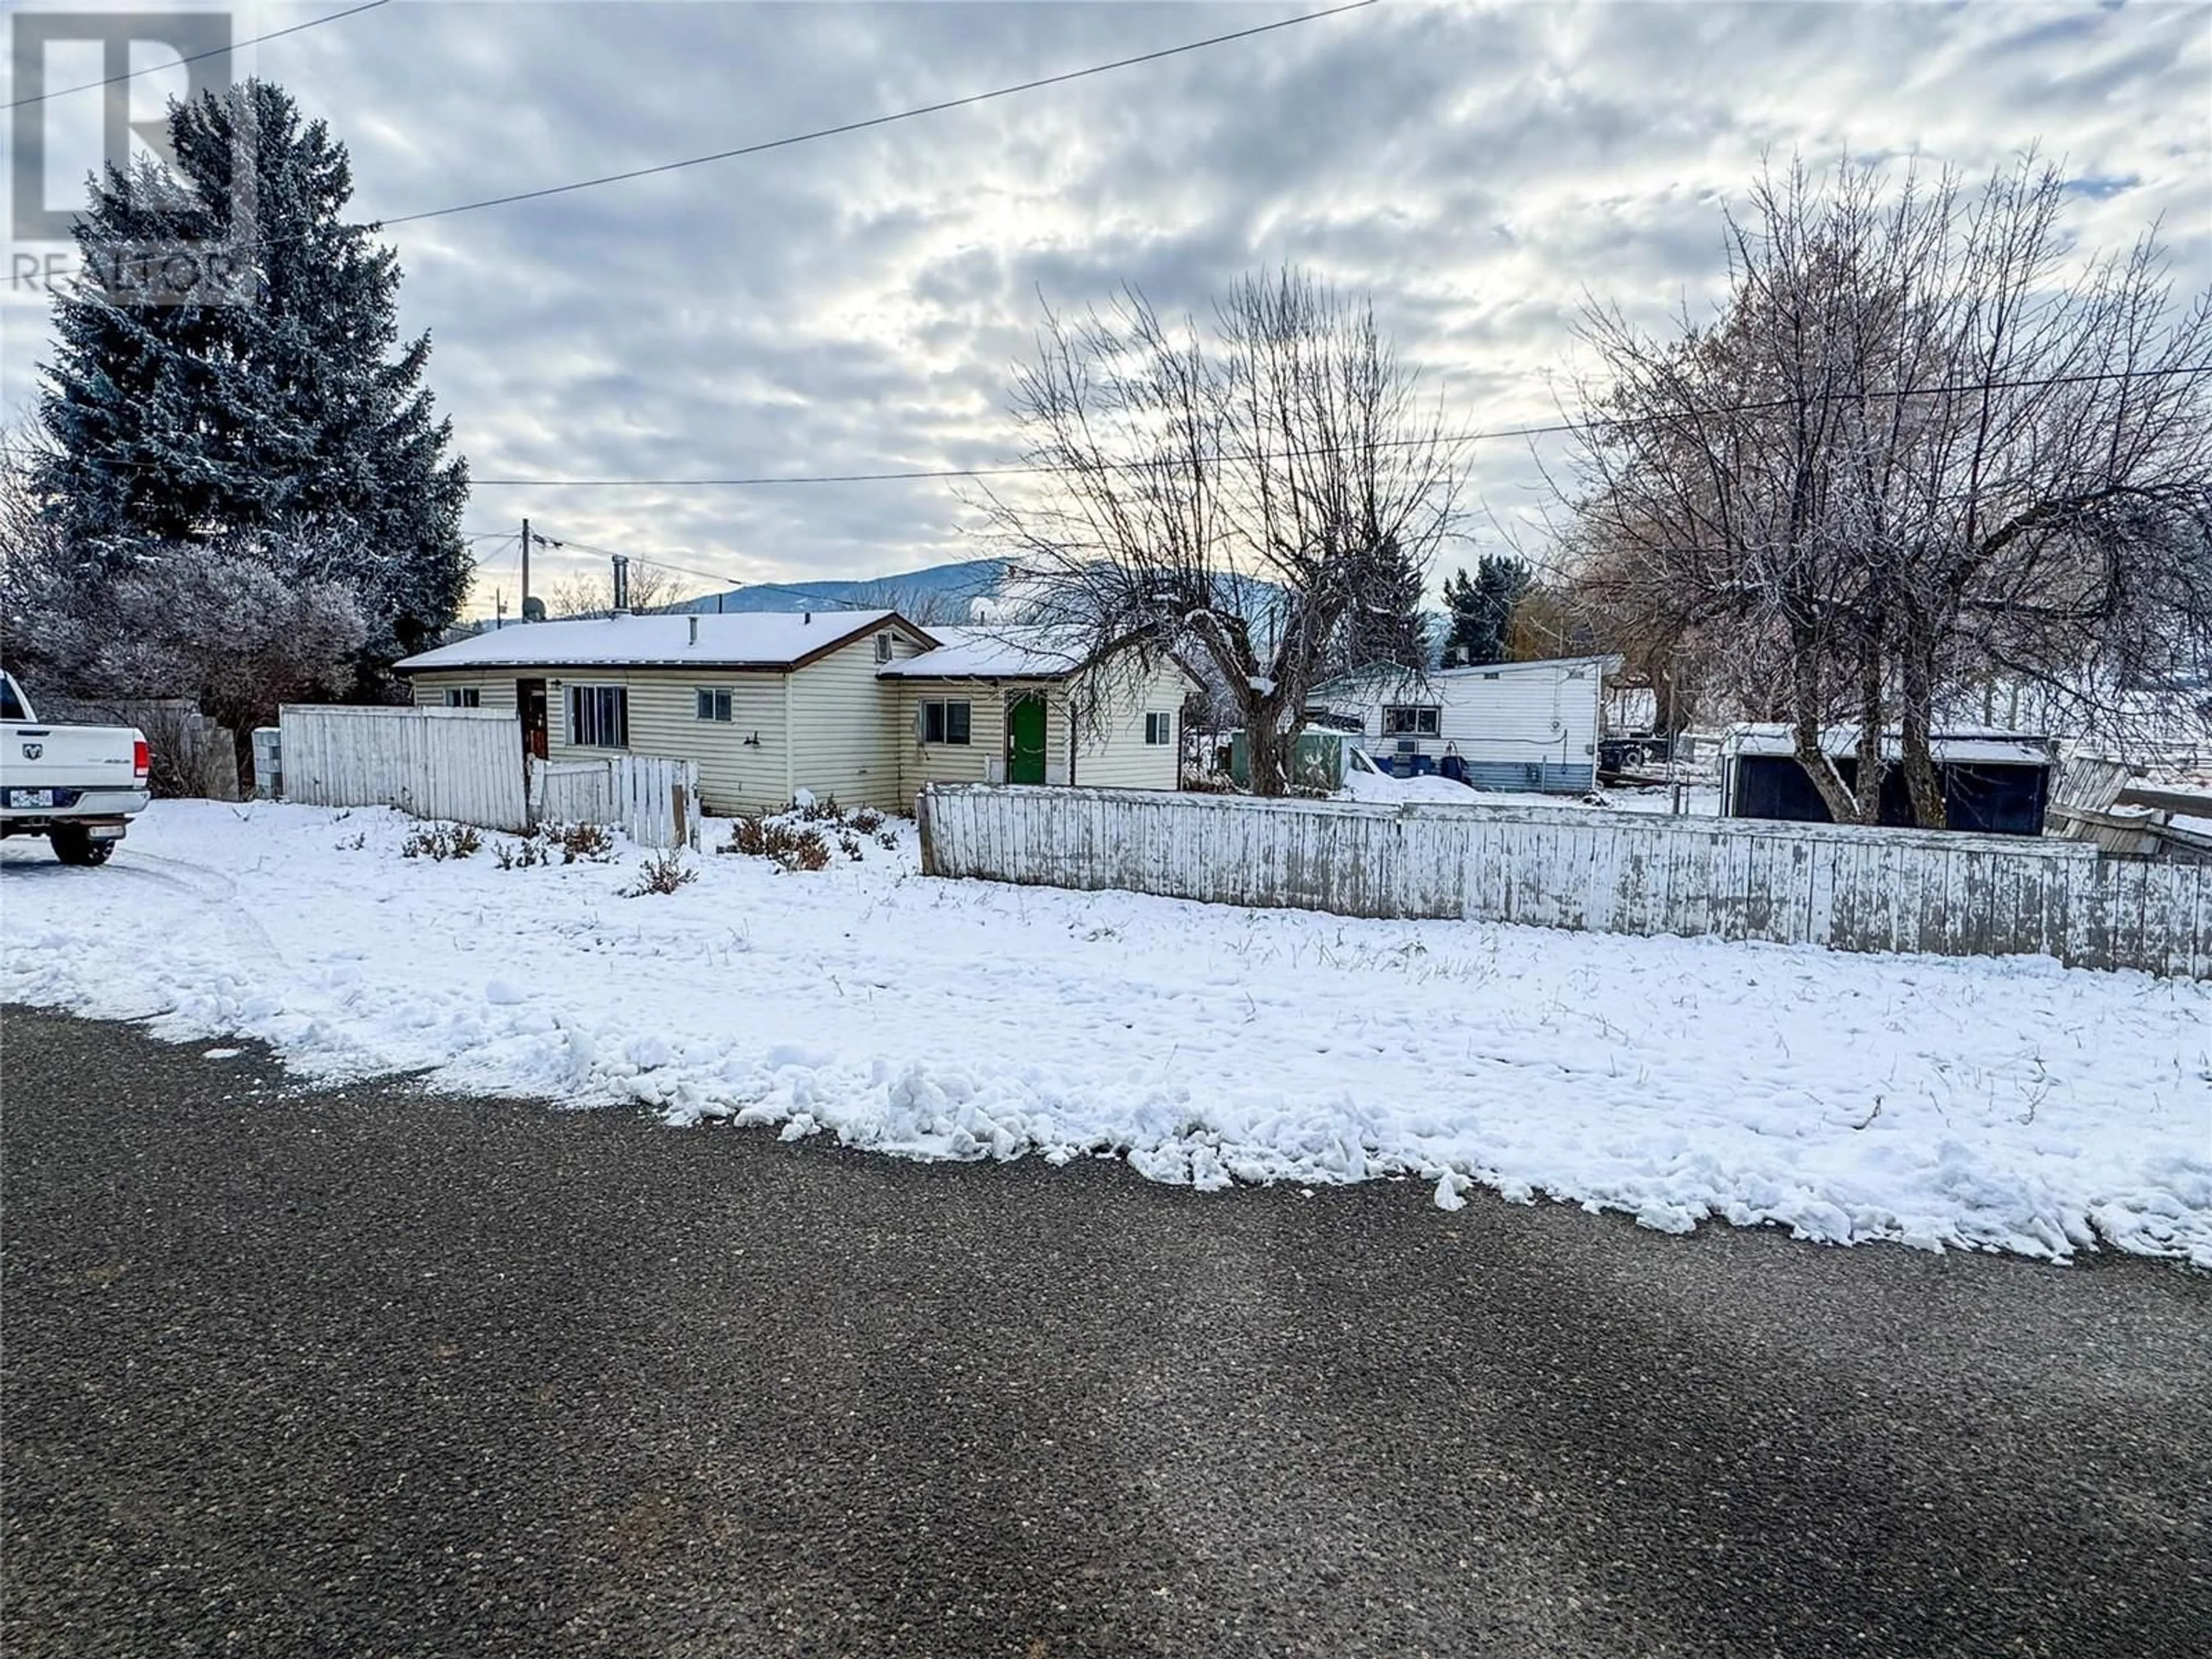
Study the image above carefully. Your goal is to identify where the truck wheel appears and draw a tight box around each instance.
[50,827,114,866]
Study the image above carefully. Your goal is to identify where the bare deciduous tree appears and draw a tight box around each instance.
[548,560,680,618]
[1566,156,2212,825]
[972,270,1468,796]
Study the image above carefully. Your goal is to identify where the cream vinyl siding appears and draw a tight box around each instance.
[785,630,922,810]
[547,669,790,814]
[891,679,1070,798]
[415,666,789,814]
[410,673,519,712]
[1073,662,1186,790]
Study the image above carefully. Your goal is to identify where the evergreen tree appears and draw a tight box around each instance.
[1331,531,1429,673]
[1442,554,1529,664]
[35,80,469,668]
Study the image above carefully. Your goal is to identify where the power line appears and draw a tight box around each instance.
[372,1,1377,232]
[551,535,893,612]
[40,364,2212,493]
[2,0,394,111]
[469,363,2212,490]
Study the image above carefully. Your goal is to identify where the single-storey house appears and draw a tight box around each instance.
[392,611,1188,814]
[877,626,1186,791]
[1310,655,1618,793]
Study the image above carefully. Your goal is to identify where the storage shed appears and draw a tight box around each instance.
[1718,726,2059,835]
[1309,656,1616,793]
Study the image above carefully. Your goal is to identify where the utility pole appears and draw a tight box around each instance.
[520,518,532,621]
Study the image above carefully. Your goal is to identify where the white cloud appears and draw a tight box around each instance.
[5,0,2206,614]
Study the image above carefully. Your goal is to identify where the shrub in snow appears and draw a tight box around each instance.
[548,821,616,863]
[722,813,839,872]
[621,849,698,896]
[491,821,616,870]
[848,807,885,834]
[401,821,482,861]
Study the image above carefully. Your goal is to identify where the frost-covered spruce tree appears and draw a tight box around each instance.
[35,79,469,669]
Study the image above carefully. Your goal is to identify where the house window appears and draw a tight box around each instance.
[695,688,732,723]
[922,700,971,745]
[875,632,895,664]
[442,687,480,708]
[567,684,629,748]
[1143,711,1172,746]
[1381,705,1440,737]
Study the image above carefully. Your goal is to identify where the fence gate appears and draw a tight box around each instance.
[528,754,699,849]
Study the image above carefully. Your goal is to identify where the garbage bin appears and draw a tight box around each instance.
[251,727,282,800]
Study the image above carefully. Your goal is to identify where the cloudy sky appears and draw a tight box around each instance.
[5,0,2208,616]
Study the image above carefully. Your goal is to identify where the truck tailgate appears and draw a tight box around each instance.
[3,723,141,792]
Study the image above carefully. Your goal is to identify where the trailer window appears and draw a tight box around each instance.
[1382,706,1440,737]
[442,687,480,709]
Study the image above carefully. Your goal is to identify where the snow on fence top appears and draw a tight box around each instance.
[916,784,2209,979]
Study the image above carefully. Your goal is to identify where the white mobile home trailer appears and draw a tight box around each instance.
[1312,656,1615,793]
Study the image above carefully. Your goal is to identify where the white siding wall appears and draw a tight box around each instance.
[1322,661,1604,789]
[785,628,922,810]
[1074,664,1185,790]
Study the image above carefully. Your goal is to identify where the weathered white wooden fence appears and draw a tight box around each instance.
[917,785,2212,979]
[527,755,700,849]
[279,706,529,831]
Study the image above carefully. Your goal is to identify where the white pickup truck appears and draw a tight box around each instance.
[1,670,151,865]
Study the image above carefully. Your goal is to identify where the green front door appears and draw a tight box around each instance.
[1007,694,1048,785]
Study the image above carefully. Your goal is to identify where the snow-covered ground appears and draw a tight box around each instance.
[1339,766,1722,816]
[4,801,2207,1267]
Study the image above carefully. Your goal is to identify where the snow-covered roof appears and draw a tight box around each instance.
[395,610,912,673]
[1431,654,1620,680]
[1314,654,1619,698]
[1721,724,2058,767]
[877,626,1086,680]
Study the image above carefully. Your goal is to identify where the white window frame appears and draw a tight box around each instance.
[1143,711,1172,746]
[1382,704,1440,737]
[567,683,630,749]
[695,687,733,723]
[875,632,895,664]
[442,687,480,709]
[921,699,971,746]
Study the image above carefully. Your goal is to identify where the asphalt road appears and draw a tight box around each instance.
[3,1007,2207,1658]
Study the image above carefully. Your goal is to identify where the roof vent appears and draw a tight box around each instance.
[688,615,699,646]
[803,611,811,624]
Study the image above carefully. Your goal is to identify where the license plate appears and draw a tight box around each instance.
[9,789,54,808]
